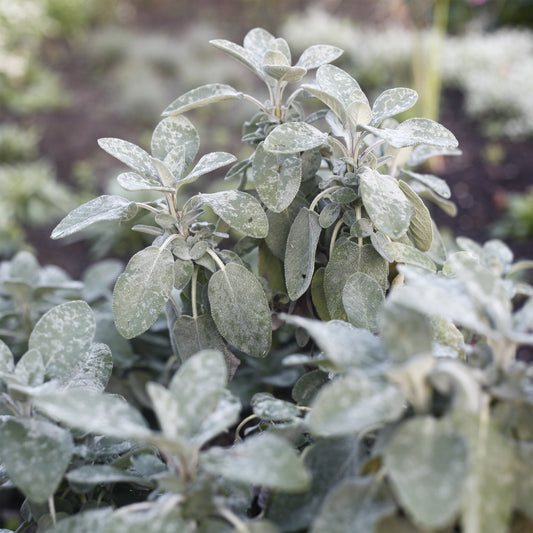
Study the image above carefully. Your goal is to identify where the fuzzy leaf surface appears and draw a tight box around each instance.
[310,375,405,437]
[264,122,328,154]
[208,263,272,357]
[98,138,157,177]
[196,190,268,238]
[342,272,385,332]
[285,207,321,300]
[29,301,95,380]
[202,433,310,492]
[359,168,411,239]
[253,143,302,212]
[151,115,199,167]
[0,417,73,503]
[51,195,138,239]
[385,417,468,529]
[296,44,343,69]
[162,83,242,116]
[371,87,418,126]
[113,246,174,339]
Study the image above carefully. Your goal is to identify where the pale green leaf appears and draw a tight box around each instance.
[208,263,272,357]
[210,40,262,75]
[459,415,515,533]
[51,195,138,239]
[106,507,195,533]
[310,375,405,437]
[363,118,458,149]
[243,27,276,61]
[66,464,154,489]
[29,301,95,380]
[253,143,302,212]
[174,258,193,290]
[371,87,418,126]
[319,202,341,228]
[268,436,360,531]
[252,393,301,422]
[14,349,45,387]
[311,268,331,321]
[0,340,14,374]
[399,180,433,251]
[264,122,328,154]
[185,151,237,183]
[34,389,151,440]
[61,342,113,392]
[284,207,321,300]
[359,167,411,239]
[316,64,368,110]
[202,433,310,492]
[113,246,174,338]
[302,84,346,122]
[384,242,436,272]
[311,477,395,533]
[401,169,451,199]
[152,157,177,188]
[98,138,157,178]
[296,45,343,69]
[385,417,467,530]
[408,144,462,167]
[40,509,111,533]
[282,314,386,372]
[162,83,242,116]
[196,190,268,238]
[0,417,73,503]
[325,241,388,320]
[117,171,172,192]
[8,250,40,284]
[151,115,199,166]
[342,272,385,332]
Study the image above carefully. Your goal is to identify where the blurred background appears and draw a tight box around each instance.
[1,0,532,278]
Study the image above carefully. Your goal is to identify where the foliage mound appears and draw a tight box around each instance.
[1,28,533,533]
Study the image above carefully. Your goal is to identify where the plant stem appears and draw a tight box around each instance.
[235,414,258,442]
[48,496,56,526]
[309,185,343,212]
[191,266,199,320]
[136,202,160,215]
[206,248,226,271]
[329,218,344,258]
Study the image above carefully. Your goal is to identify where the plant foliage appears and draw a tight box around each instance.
[0,28,532,532]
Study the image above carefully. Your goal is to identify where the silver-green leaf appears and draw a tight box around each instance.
[342,272,385,332]
[98,138,157,178]
[51,195,138,239]
[208,263,272,357]
[113,246,175,338]
[264,122,328,154]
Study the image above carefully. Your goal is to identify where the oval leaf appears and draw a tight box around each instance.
[196,190,268,238]
[29,301,95,380]
[264,122,328,154]
[0,418,73,503]
[51,195,138,239]
[185,151,237,182]
[359,167,411,239]
[162,83,242,116]
[385,417,468,530]
[208,263,272,357]
[310,375,405,437]
[253,143,302,212]
[151,115,199,166]
[202,433,310,492]
[296,44,343,69]
[284,207,321,300]
[113,246,175,338]
[398,180,433,251]
[371,87,418,126]
[384,242,436,272]
[342,272,385,332]
[98,138,157,178]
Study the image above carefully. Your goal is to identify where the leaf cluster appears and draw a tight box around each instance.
[1,28,533,533]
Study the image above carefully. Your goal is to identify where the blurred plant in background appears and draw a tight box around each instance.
[281,3,533,138]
